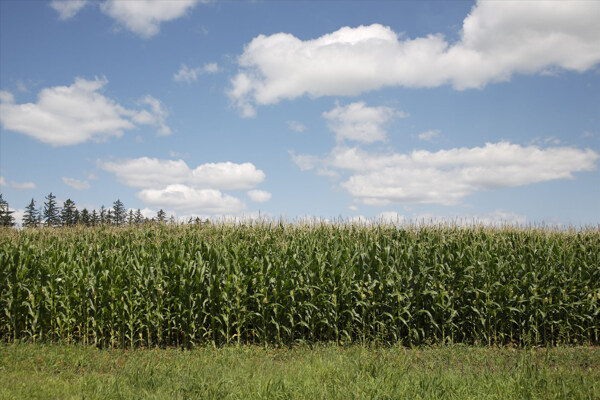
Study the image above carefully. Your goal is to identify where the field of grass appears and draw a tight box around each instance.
[1,343,599,399]
[1,223,599,348]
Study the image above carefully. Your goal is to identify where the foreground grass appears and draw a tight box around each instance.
[1,344,599,399]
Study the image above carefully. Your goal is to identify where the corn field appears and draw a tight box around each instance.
[1,223,599,348]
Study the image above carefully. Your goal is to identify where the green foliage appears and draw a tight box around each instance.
[112,199,126,226]
[0,223,598,348]
[22,199,38,228]
[42,192,60,227]
[60,199,77,227]
[0,194,15,227]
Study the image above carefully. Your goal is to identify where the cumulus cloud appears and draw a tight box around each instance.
[0,91,15,104]
[62,177,91,191]
[247,189,272,203]
[173,63,220,83]
[323,102,406,143]
[230,1,600,115]
[100,157,265,190]
[100,0,199,39]
[51,0,203,38]
[294,142,599,206]
[50,0,88,20]
[0,77,171,146]
[138,184,245,214]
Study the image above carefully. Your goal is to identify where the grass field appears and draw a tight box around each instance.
[1,344,599,399]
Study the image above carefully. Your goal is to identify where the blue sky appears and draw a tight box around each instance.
[1,0,599,225]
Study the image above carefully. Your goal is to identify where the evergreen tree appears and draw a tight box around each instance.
[60,199,77,226]
[112,199,126,226]
[73,209,80,225]
[106,209,113,225]
[91,209,99,226]
[156,209,167,222]
[43,192,60,227]
[80,208,90,226]
[127,209,134,225]
[134,209,144,225]
[0,194,15,227]
[22,198,38,228]
[99,206,106,224]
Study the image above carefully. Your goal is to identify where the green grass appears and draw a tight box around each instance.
[1,343,599,399]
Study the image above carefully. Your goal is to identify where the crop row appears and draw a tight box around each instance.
[1,223,598,347]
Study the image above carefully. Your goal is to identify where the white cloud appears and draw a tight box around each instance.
[100,0,199,39]
[0,77,171,146]
[287,120,306,133]
[0,176,36,190]
[138,184,245,214]
[10,181,36,190]
[169,150,189,158]
[323,102,405,143]
[173,63,220,83]
[294,142,599,206]
[10,208,26,227]
[247,189,272,203]
[289,151,319,171]
[0,91,14,104]
[62,177,91,191]
[348,205,358,211]
[134,95,171,136]
[417,129,441,142]
[50,0,88,20]
[100,157,265,190]
[191,162,265,190]
[230,1,600,114]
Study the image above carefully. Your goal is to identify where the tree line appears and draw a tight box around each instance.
[0,193,179,228]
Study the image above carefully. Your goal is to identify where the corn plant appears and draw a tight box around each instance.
[0,223,598,347]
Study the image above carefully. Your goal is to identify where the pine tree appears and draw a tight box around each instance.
[60,199,77,226]
[112,199,126,226]
[134,209,144,225]
[22,198,38,228]
[99,206,106,225]
[156,209,166,222]
[91,209,99,226]
[106,209,113,225]
[73,209,80,225]
[0,194,15,227]
[43,192,60,227]
[80,208,90,226]
[127,209,134,225]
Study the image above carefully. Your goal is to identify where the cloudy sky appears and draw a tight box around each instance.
[1,0,599,225]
